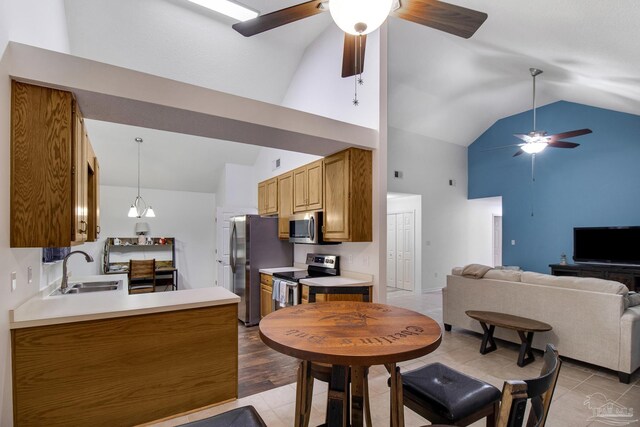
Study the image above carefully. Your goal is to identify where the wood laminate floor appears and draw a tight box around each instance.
[237,322,299,398]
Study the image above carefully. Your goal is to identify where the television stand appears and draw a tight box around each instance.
[549,263,639,292]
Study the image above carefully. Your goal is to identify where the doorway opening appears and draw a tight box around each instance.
[387,193,422,293]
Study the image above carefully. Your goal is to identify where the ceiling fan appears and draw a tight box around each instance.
[232,0,488,80]
[492,68,592,157]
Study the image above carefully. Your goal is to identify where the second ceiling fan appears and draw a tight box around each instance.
[232,0,488,79]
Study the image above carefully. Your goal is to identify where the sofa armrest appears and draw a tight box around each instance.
[619,306,640,374]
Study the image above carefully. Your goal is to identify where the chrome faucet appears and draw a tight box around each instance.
[61,250,94,292]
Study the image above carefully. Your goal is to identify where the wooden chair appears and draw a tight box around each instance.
[128,259,156,294]
[400,344,561,427]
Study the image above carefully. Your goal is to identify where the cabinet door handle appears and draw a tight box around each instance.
[80,220,87,234]
[96,225,101,236]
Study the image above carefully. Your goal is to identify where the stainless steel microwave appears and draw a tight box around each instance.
[289,211,323,244]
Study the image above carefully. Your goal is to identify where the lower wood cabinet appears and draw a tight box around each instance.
[11,305,238,426]
[300,284,373,304]
[260,273,273,318]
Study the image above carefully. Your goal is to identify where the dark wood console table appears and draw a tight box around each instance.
[550,263,640,292]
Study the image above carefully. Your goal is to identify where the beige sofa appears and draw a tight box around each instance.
[442,268,640,383]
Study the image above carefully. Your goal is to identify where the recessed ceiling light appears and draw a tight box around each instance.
[187,0,258,22]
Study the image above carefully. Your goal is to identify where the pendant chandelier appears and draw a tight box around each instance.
[127,137,156,218]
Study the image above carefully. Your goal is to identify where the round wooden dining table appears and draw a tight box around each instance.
[259,301,442,427]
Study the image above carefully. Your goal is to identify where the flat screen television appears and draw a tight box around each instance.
[573,227,640,266]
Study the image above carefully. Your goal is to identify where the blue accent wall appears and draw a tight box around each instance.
[468,101,640,273]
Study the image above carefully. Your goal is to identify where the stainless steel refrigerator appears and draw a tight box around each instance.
[230,215,293,326]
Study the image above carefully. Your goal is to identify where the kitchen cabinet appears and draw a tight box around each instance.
[277,172,293,239]
[323,148,372,242]
[293,159,323,213]
[86,136,100,242]
[10,80,98,247]
[258,177,278,216]
[260,273,273,318]
[12,304,238,426]
[300,284,372,303]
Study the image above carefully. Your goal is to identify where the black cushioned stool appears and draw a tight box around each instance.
[401,363,501,426]
[177,406,266,427]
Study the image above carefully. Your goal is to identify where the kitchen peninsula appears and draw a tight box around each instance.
[10,276,240,427]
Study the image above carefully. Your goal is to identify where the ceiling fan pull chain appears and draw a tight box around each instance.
[358,33,364,86]
[352,34,359,106]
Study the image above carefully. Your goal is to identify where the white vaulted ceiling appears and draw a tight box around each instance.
[65,0,640,151]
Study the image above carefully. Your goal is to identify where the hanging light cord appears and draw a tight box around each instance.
[353,33,364,106]
[137,140,141,198]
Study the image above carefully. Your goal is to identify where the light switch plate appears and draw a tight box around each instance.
[11,272,17,291]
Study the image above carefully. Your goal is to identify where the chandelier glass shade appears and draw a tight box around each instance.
[127,138,156,218]
[329,0,393,35]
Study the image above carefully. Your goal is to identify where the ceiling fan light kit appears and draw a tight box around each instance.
[329,0,394,35]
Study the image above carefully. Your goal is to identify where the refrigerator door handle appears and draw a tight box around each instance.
[230,222,237,274]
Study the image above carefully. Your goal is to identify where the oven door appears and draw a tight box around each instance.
[289,212,319,244]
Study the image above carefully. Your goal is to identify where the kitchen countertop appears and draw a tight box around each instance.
[299,276,372,287]
[259,267,306,275]
[10,274,240,329]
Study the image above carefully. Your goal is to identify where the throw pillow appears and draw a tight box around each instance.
[461,264,493,279]
[627,292,640,308]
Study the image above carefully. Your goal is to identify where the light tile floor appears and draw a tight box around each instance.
[147,289,639,427]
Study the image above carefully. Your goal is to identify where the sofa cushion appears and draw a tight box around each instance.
[451,267,463,276]
[521,271,628,295]
[483,269,522,282]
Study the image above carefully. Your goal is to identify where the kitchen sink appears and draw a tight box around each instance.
[50,280,122,296]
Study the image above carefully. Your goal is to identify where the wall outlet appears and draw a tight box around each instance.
[28,266,33,284]
[511,240,516,246]
[434,272,438,278]
[425,240,431,246]
[449,179,456,186]
[11,272,17,291]
[362,255,369,267]
[348,255,353,264]
[394,171,403,179]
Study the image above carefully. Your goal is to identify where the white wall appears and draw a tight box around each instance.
[282,25,380,130]
[219,164,257,209]
[387,127,469,290]
[467,197,503,267]
[253,148,321,183]
[0,2,70,424]
[388,194,423,293]
[68,186,216,289]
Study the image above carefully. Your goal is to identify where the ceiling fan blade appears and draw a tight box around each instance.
[482,143,524,152]
[391,0,488,39]
[232,0,326,37]
[548,141,580,149]
[513,149,525,157]
[342,34,367,78]
[547,128,592,141]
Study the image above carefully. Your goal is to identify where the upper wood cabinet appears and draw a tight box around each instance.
[277,172,293,240]
[11,81,100,248]
[323,148,372,242]
[87,139,101,242]
[293,159,323,213]
[258,177,278,216]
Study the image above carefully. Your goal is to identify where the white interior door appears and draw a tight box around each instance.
[387,212,415,291]
[387,214,397,288]
[493,215,503,267]
[400,212,415,291]
[216,207,257,290]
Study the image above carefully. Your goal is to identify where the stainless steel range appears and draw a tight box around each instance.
[272,254,339,309]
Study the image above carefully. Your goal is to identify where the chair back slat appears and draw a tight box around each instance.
[129,259,156,280]
[497,344,562,427]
